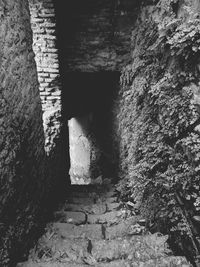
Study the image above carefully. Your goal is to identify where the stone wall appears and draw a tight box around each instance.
[28,0,61,154]
[55,0,140,73]
[0,0,48,265]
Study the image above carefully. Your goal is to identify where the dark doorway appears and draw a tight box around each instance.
[62,71,120,184]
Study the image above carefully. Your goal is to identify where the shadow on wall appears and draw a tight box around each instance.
[3,102,71,267]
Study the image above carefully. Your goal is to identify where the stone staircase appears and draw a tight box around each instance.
[17,179,191,267]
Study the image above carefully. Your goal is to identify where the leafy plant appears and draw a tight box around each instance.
[117,0,200,263]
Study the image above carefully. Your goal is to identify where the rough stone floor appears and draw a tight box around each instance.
[17,179,191,267]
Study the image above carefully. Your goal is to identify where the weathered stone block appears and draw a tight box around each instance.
[105,216,142,239]
[88,211,122,224]
[52,222,104,240]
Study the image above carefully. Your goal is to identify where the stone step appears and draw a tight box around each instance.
[63,197,116,209]
[67,192,118,206]
[16,182,191,267]
[132,256,191,267]
[62,202,107,215]
[17,262,89,267]
[106,202,122,211]
[101,189,118,198]
[91,237,136,262]
[67,183,116,196]
[30,237,90,264]
[69,197,95,205]
[91,235,174,263]
[33,231,177,264]
[105,216,143,239]
[61,197,118,213]
[68,184,99,192]
[87,210,123,224]
[55,210,123,225]
[67,184,104,194]
[29,234,149,264]
[69,191,98,199]
[98,256,190,267]
[54,211,86,225]
[17,260,128,267]
[97,260,130,267]
[51,215,142,240]
[52,222,104,240]
[17,256,190,267]
[104,196,118,204]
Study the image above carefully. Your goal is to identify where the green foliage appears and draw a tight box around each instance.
[117,0,200,261]
[167,18,200,57]
[155,0,200,59]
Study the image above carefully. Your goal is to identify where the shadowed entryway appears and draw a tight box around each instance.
[64,72,120,184]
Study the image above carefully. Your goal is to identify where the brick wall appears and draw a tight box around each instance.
[55,0,139,73]
[28,0,70,209]
[28,0,70,211]
[29,0,61,154]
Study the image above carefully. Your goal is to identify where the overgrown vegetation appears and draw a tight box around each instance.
[117,0,200,264]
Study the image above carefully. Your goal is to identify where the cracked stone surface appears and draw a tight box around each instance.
[17,180,191,267]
